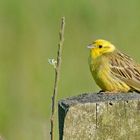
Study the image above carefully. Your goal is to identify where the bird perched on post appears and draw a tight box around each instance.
[87,39,140,93]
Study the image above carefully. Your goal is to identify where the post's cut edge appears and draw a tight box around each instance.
[59,92,140,106]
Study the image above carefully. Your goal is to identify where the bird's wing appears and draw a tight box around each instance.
[108,51,140,91]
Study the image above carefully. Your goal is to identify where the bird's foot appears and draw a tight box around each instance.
[97,90,105,95]
[98,90,121,95]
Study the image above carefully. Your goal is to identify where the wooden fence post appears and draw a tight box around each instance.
[58,92,140,140]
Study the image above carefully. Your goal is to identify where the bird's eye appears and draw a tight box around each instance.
[99,45,102,48]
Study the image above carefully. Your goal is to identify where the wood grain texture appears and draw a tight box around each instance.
[58,93,140,140]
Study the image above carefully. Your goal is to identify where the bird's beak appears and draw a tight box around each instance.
[87,44,94,49]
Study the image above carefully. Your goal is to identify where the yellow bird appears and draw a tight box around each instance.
[87,39,140,93]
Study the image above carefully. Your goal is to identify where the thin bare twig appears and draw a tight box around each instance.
[50,17,65,140]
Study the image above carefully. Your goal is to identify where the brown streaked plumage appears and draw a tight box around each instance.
[109,51,140,92]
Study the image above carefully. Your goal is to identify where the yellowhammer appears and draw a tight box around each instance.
[88,39,140,93]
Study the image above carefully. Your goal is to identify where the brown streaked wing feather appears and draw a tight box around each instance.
[108,51,140,91]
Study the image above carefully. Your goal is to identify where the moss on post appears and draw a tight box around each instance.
[58,93,140,140]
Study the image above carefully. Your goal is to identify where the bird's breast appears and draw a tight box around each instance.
[89,55,130,92]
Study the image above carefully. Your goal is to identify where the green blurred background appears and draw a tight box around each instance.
[0,0,140,139]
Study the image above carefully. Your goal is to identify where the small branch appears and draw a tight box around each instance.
[50,17,65,140]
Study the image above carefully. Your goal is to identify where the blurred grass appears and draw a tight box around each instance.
[0,0,140,139]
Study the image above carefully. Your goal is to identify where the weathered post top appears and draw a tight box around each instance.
[58,92,140,140]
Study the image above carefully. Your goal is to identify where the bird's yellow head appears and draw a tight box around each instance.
[87,39,116,59]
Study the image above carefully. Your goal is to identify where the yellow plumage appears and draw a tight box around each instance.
[88,39,140,93]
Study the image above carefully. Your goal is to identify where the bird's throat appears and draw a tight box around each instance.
[91,49,100,59]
